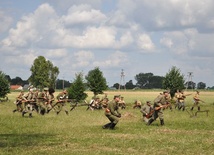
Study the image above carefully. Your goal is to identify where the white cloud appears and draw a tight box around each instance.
[62,4,107,26]
[1,0,214,86]
[137,34,155,52]
[72,50,94,68]
[0,11,13,33]
[93,51,128,68]
[160,37,173,48]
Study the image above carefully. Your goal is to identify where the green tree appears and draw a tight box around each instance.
[197,82,206,89]
[0,71,10,98]
[113,83,120,89]
[125,80,135,89]
[28,56,59,89]
[67,73,87,102]
[135,73,163,89]
[85,67,107,96]
[162,66,185,97]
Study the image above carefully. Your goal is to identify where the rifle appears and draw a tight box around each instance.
[199,99,205,103]
[154,103,171,110]
[70,102,78,111]
[183,93,192,96]
[145,109,155,119]
[194,98,205,103]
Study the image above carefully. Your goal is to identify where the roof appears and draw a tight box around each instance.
[10,85,23,90]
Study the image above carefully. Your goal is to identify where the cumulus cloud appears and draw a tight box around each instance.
[0,11,13,33]
[137,34,155,52]
[62,4,107,26]
[71,50,94,68]
[93,51,128,68]
[1,0,214,86]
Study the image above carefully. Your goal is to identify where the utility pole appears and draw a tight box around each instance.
[186,72,193,90]
[119,69,126,91]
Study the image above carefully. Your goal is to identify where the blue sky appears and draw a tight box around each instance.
[0,0,214,87]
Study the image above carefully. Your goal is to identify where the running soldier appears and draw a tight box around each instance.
[54,89,69,115]
[13,91,25,113]
[147,90,170,126]
[191,91,204,111]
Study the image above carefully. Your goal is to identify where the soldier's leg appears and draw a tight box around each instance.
[147,111,157,125]
[158,111,164,126]
[108,115,119,129]
[55,103,62,115]
[28,103,33,117]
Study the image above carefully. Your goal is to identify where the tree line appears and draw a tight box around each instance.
[0,55,212,100]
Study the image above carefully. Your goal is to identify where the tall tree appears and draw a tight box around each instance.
[162,66,185,97]
[125,80,135,89]
[135,73,163,89]
[185,81,196,89]
[47,60,59,88]
[67,73,87,102]
[85,67,107,96]
[135,73,153,88]
[0,71,10,98]
[197,82,206,89]
[28,56,59,89]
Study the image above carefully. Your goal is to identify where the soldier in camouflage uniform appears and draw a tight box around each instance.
[147,90,169,126]
[102,95,121,130]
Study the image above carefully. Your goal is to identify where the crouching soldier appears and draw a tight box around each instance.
[140,101,154,123]
[102,95,121,130]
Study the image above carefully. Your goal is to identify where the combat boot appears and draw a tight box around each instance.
[147,118,154,126]
[29,113,32,118]
[109,123,116,130]
[198,107,200,111]
[102,123,112,129]
[190,107,194,111]
[65,110,69,115]
[22,111,27,117]
[160,119,164,126]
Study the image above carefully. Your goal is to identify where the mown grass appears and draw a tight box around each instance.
[0,90,214,155]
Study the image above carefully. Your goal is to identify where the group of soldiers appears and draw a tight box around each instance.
[13,87,69,117]
[140,90,204,126]
[86,94,126,111]
[12,87,205,129]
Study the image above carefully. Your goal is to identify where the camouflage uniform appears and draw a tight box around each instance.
[103,95,121,129]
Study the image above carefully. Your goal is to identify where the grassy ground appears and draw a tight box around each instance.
[0,90,214,155]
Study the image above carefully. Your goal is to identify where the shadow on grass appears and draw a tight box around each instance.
[0,133,56,148]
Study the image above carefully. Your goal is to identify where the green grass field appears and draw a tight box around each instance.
[0,90,214,155]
